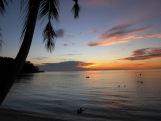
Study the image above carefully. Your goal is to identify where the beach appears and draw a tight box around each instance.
[0,108,63,121]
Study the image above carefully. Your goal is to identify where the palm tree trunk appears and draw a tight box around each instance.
[0,0,40,105]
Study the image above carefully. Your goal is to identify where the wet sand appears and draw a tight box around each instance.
[0,108,64,121]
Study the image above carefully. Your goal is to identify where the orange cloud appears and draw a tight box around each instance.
[88,59,161,70]
[88,33,161,47]
[88,23,161,47]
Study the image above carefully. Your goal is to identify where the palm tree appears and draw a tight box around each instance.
[0,0,80,105]
[0,0,8,48]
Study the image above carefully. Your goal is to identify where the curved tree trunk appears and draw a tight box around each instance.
[0,0,40,105]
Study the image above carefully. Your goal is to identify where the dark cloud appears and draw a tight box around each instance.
[122,48,161,61]
[63,43,68,46]
[61,53,82,56]
[105,24,150,38]
[88,42,99,47]
[62,42,76,47]
[39,61,93,71]
[56,29,64,38]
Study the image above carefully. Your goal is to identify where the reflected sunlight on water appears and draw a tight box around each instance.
[2,70,161,121]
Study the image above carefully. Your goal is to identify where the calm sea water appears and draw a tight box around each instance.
[2,70,161,121]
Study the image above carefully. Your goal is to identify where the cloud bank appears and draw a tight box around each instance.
[88,23,161,47]
[122,48,161,61]
[39,61,93,71]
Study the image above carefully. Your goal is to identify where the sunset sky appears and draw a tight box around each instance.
[1,0,161,70]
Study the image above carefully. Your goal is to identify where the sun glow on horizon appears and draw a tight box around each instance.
[1,0,161,71]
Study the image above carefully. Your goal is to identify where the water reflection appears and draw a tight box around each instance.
[2,70,161,121]
[16,74,34,83]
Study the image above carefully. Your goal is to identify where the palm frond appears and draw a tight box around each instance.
[0,28,1,36]
[0,40,2,49]
[72,0,80,18]
[0,28,2,45]
[20,0,29,40]
[0,34,2,48]
[43,20,56,52]
[0,39,3,49]
[20,0,27,12]
[39,0,59,20]
[20,0,39,40]
[40,0,59,52]
[0,28,3,49]
[0,0,7,14]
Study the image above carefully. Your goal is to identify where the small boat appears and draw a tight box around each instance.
[86,76,90,78]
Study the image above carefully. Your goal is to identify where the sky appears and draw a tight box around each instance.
[0,0,161,71]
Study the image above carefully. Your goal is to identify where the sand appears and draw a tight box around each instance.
[0,108,64,121]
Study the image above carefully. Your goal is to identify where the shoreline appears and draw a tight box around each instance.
[0,108,64,121]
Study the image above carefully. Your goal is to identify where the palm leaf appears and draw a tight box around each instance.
[0,0,7,14]
[0,30,2,48]
[40,0,59,52]
[39,0,59,20]
[20,0,80,53]
[0,0,7,48]
[20,0,29,40]
[20,0,38,40]
[0,39,3,49]
[43,20,56,52]
[0,28,4,49]
[72,0,80,18]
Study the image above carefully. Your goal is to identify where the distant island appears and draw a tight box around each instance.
[0,57,43,74]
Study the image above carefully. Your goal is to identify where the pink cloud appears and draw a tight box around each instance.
[122,48,161,61]
[89,33,161,47]
[88,24,161,47]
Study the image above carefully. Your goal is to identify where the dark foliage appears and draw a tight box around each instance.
[0,57,40,74]
[0,0,80,105]
[72,0,80,18]
[0,0,7,14]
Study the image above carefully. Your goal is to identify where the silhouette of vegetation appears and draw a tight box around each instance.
[0,57,40,74]
[0,28,2,48]
[0,0,8,48]
[72,0,80,18]
[0,0,7,14]
[0,0,80,105]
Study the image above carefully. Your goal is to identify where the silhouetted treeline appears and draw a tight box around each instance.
[0,57,40,74]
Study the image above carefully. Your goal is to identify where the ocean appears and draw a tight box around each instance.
[2,70,161,121]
